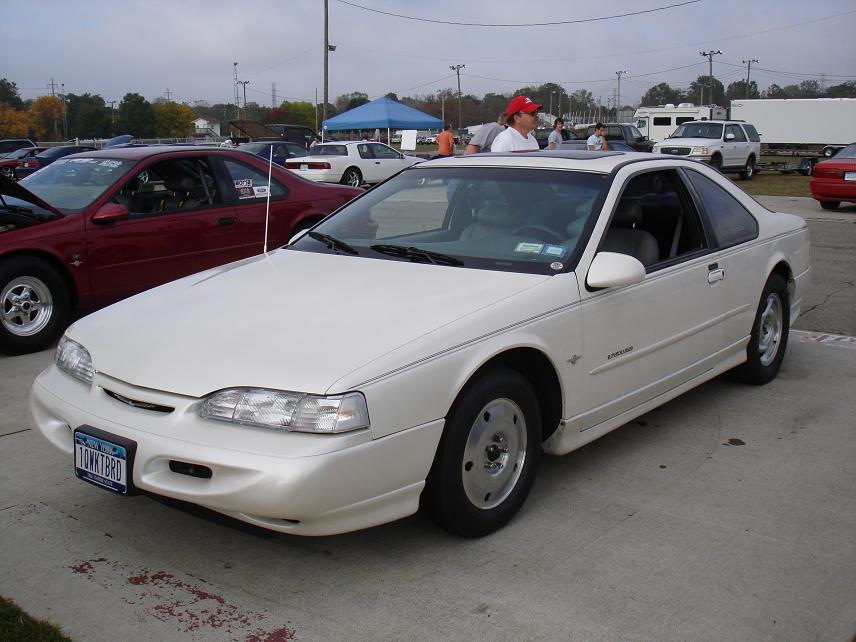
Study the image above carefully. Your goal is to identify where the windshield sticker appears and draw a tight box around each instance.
[234,179,252,189]
[68,158,98,163]
[514,242,544,254]
[252,186,269,197]
[237,187,255,199]
[99,160,122,168]
[550,262,564,271]
[542,244,566,257]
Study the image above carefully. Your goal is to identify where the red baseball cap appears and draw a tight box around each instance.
[506,95,543,115]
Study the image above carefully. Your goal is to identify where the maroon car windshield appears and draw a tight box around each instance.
[19,157,135,212]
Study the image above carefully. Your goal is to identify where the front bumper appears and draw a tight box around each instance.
[29,365,444,536]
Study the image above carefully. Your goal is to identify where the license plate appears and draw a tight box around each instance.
[74,427,136,494]
[300,163,308,171]
[845,172,856,181]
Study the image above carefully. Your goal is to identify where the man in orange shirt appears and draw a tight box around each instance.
[436,124,455,157]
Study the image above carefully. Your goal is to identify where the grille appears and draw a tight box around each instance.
[103,388,174,413]
[660,147,691,156]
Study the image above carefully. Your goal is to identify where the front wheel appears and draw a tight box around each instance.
[423,368,541,537]
[340,167,362,187]
[0,257,71,355]
[739,156,755,180]
[710,154,723,171]
[732,273,789,385]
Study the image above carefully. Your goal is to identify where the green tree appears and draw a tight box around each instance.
[725,80,760,102]
[153,101,194,137]
[825,81,856,97]
[118,93,155,138]
[335,92,369,112]
[0,78,24,110]
[640,82,683,107]
[28,95,64,140]
[685,75,725,105]
[385,92,399,102]
[67,93,111,138]
[278,101,315,128]
[762,84,787,98]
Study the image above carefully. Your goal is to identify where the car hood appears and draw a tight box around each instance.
[655,137,720,148]
[0,174,63,218]
[68,250,549,398]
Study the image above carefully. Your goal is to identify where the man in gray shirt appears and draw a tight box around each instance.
[465,113,506,154]
[547,118,565,150]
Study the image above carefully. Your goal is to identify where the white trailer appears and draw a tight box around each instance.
[633,103,727,142]
[729,98,856,156]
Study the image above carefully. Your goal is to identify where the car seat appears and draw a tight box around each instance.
[459,205,517,240]
[601,200,660,266]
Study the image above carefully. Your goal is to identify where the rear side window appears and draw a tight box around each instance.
[653,117,672,126]
[309,145,347,156]
[742,124,761,142]
[685,170,758,248]
[222,159,288,201]
[675,117,694,125]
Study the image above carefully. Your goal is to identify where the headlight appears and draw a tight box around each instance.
[199,388,370,434]
[55,336,94,385]
[691,146,710,155]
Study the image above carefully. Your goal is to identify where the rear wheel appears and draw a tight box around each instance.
[340,167,362,187]
[0,166,14,180]
[0,257,70,355]
[423,368,541,537]
[820,201,840,210]
[739,156,755,180]
[732,273,789,385]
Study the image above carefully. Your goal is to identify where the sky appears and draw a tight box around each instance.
[4,0,856,109]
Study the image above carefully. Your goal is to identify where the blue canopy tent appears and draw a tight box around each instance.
[321,96,443,143]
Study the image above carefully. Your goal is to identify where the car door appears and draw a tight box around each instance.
[576,166,726,430]
[369,143,411,182]
[86,155,243,306]
[725,124,748,167]
[355,143,380,183]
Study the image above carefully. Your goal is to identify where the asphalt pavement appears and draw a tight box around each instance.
[0,196,854,642]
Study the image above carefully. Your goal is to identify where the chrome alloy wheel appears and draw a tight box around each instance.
[758,291,783,366]
[461,397,528,510]
[2,276,53,337]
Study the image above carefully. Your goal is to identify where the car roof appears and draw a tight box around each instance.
[418,150,673,173]
[60,146,239,161]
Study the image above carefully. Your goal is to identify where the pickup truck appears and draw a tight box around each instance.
[585,124,655,152]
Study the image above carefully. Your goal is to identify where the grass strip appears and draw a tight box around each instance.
[0,595,71,642]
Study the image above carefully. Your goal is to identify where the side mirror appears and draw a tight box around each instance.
[725,133,735,141]
[92,202,130,224]
[587,252,646,289]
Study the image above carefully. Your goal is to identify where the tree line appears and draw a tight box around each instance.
[2,75,855,141]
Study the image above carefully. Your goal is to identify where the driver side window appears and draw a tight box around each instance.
[112,158,221,217]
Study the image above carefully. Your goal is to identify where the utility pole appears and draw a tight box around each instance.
[315,88,319,132]
[271,82,277,109]
[233,62,240,120]
[699,50,722,105]
[164,88,173,101]
[742,58,759,99]
[549,92,554,118]
[238,81,250,110]
[615,70,628,121]
[107,100,116,134]
[323,0,335,129]
[449,64,466,136]
[437,89,446,126]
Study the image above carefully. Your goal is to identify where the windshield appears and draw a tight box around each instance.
[670,123,723,139]
[290,166,609,275]
[834,143,856,159]
[4,147,37,160]
[19,157,135,212]
[308,145,348,156]
[238,143,271,155]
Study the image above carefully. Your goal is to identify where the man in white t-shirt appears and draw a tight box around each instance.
[587,123,608,151]
[491,95,542,153]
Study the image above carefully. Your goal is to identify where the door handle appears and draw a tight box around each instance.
[708,268,725,284]
[219,216,237,227]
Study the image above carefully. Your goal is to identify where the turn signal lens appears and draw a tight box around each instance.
[55,336,95,385]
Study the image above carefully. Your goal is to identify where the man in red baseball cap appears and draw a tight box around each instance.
[491,95,543,152]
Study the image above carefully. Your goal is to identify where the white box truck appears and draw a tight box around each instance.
[633,103,727,142]
[729,98,856,157]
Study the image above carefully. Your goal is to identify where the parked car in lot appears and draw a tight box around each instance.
[0,138,36,155]
[585,123,654,153]
[16,145,97,179]
[810,142,856,210]
[0,146,361,354]
[285,141,424,186]
[29,150,810,538]
[237,141,308,166]
[0,146,46,179]
[557,140,636,152]
[653,120,761,179]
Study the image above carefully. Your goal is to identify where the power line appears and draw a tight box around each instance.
[334,0,702,27]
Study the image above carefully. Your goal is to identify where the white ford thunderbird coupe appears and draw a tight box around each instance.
[284,141,424,187]
[30,151,810,537]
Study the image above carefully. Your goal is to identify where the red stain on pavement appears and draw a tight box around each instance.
[69,557,106,575]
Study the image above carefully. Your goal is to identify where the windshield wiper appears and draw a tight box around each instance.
[370,244,463,266]
[307,231,359,255]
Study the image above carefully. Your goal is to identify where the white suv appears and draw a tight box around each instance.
[653,120,762,180]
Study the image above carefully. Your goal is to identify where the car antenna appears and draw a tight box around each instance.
[263,144,273,253]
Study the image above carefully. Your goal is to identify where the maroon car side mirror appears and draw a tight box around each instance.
[92,202,130,224]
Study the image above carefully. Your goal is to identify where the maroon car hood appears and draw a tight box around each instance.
[0,174,63,219]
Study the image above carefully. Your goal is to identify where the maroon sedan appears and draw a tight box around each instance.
[811,143,856,210]
[0,146,362,354]
[0,146,46,180]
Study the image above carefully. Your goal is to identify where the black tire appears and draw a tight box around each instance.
[423,368,541,537]
[340,167,362,187]
[739,155,755,180]
[820,201,840,210]
[732,274,789,385]
[0,166,15,180]
[710,154,723,171]
[821,146,835,158]
[0,256,71,355]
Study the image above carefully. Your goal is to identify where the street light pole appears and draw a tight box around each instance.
[233,62,240,120]
[449,64,466,136]
[437,90,446,126]
[742,58,759,99]
[699,50,722,105]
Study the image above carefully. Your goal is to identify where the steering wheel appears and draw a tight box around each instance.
[512,224,564,244]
